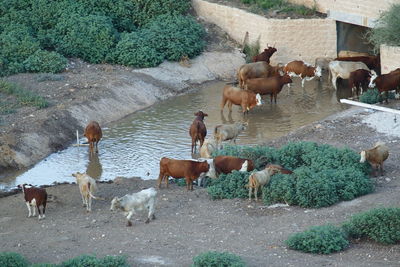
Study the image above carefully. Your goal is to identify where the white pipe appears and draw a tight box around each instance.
[339,99,400,115]
[76,130,79,145]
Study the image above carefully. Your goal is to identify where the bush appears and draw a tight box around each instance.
[0,80,49,109]
[23,50,67,74]
[60,254,129,267]
[342,207,400,244]
[367,4,400,52]
[211,142,373,208]
[359,88,395,104]
[0,252,29,267]
[207,171,250,200]
[192,251,246,267]
[285,225,349,254]
[53,14,117,63]
[0,25,41,76]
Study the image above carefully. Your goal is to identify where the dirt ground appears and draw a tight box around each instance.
[1,105,400,266]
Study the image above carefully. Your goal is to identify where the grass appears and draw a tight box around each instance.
[237,0,318,17]
[0,80,48,109]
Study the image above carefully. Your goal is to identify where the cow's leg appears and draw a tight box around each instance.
[220,97,227,111]
[42,202,46,219]
[81,192,86,206]
[157,172,164,188]
[165,175,169,188]
[146,198,156,223]
[254,186,258,202]
[331,75,338,90]
[274,93,277,104]
[270,94,273,104]
[191,138,195,154]
[301,78,305,88]
[88,195,92,212]
[37,204,42,220]
[249,187,252,202]
[228,101,233,112]
[26,202,32,217]
[126,211,134,227]
[95,140,99,153]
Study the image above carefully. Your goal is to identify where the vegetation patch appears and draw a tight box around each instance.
[359,88,395,104]
[367,4,400,52]
[0,253,129,267]
[209,142,373,208]
[342,207,400,244]
[0,0,204,76]
[192,251,246,267]
[237,0,318,17]
[285,225,349,254]
[0,80,48,109]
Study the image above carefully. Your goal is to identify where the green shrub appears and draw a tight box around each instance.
[207,171,250,200]
[53,14,117,63]
[242,37,260,63]
[285,225,349,254]
[142,15,206,61]
[342,207,400,244]
[0,252,29,267]
[367,4,400,51]
[239,0,317,16]
[23,49,67,74]
[192,251,246,267]
[31,264,57,267]
[0,24,41,76]
[112,31,164,68]
[211,142,373,208]
[359,88,395,104]
[60,254,129,267]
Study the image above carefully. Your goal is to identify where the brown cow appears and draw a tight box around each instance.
[84,121,102,154]
[335,56,380,72]
[238,62,283,88]
[348,69,375,97]
[157,157,215,190]
[189,111,208,153]
[245,74,292,103]
[252,46,277,64]
[213,155,254,177]
[283,60,322,88]
[265,164,293,175]
[369,69,400,103]
[221,85,262,114]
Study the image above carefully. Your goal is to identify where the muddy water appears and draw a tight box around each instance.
[0,76,352,190]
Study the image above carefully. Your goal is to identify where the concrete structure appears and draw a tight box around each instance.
[288,0,397,27]
[380,45,400,74]
[193,0,336,65]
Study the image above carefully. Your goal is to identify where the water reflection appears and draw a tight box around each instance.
[86,153,103,180]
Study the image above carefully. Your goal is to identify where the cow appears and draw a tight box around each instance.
[245,74,292,103]
[157,157,215,191]
[328,61,370,90]
[84,121,102,154]
[72,172,102,212]
[252,46,277,64]
[334,55,380,72]
[110,187,157,227]
[237,62,283,88]
[213,155,254,177]
[221,85,262,114]
[189,111,208,153]
[18,184,48,220]
[265,164,293,174]
[348,69,375,97]
[369,69,400,103]
[200,138,218,159]
[283,60,322,88]
[360,141,389,176]
[247,166,280,202]
[214,122,247,149]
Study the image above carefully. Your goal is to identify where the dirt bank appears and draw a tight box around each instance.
[0,22,243,171]
[1,105,399,267]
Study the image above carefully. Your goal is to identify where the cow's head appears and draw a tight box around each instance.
[194,110,208,120]
[264,46,277,56]
[314,66,322,78]
[282,74,293,84]
[369,71,379,88]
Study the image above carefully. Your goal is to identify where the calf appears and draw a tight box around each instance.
[245,74,292,103]
[84,121,102,154]
[72,172,100,212]
[189,111,208,153]
[200,138,218,158]
[214,122,247,148]
[157,157,215,190]
[283,60,322,88]
[252,46,277,64]
[369,70,400,103]
[18,184,47,220]
[360,141,389,176]
[214,155,254,177]
[248,166,279,201]
[110,187,157,227]
[221,85,262,114]
[348,69,375,97]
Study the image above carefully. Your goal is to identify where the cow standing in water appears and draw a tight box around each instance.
[84,121,102,154]
[283,60,322,88]
[189,111,208,153]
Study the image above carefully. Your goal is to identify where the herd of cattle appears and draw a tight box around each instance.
[17,46,394,226]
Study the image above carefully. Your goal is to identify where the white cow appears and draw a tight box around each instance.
[328,61,370,90]
[214,122,247,149]
[110,187,157,227]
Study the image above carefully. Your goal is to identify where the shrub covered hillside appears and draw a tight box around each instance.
[209,142,373,208]
[0,0,205,76]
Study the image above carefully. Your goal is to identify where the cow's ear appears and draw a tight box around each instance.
[204,113,208,117]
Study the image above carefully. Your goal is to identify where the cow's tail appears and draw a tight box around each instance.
[87,182,105,200]
[246,173,259,189]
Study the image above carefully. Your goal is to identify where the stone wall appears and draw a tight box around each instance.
[380,45,400,74]
[288,0,397,27]
[193,0,336,65]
